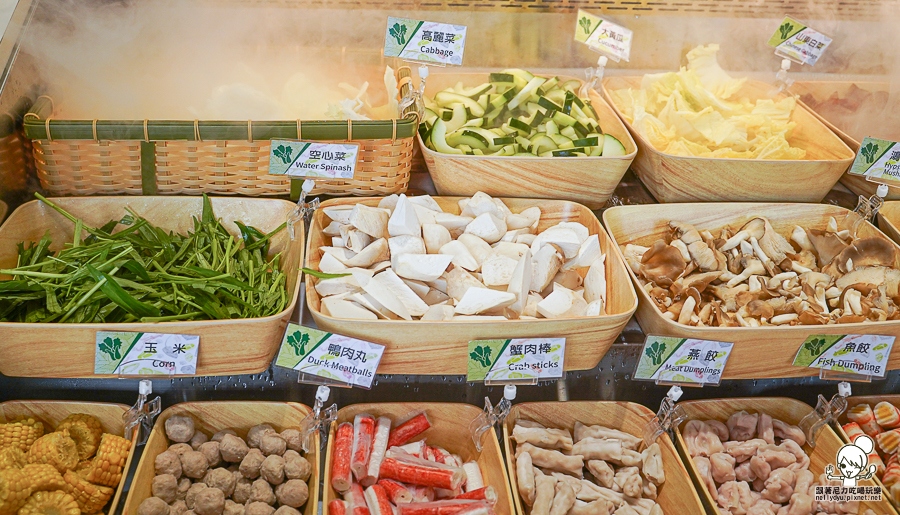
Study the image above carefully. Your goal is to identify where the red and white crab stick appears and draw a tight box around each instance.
[352,414,377,481]
[328,500,348,515]
[388,412,431,448]
[332,422,355,492]
[378,479,413,504]
[398,500,494,515]
[452,487,496,505]
[345,484,371,515]
[364,484,395,515]
[379,454,464,490]
[362,416,392,487]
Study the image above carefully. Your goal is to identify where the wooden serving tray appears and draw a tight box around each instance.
[122,401,318,515]
[322,402,515,514]
[603,202,900,379]
[503,401,705,515]
[837,395,900,511]
[421,73,638,210]
[0,196,304,378]
[676,397,896,515]
[601,76,855,203]
[0,400,137,515]
[306,196,637,375]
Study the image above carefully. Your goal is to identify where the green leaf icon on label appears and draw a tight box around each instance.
[287,331,310,356]
[778,21,794,40]
[862,141,879,164]
[100,336,123,361]
[646,340,666,366]
[273,145,293,165]
[470,345,492,368]
[579,16,592,35]
[805,337,826,356]
[389,23,408,45]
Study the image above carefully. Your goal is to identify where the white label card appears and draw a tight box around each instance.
[792,334,895,378]
[274,323,385,389]
[268,141,360,180]
[467,338,565,382]
[767,17,832,66]
[634,336,734,386]
[95,331,199,376]
[574,10,633,62]
[383,17,467,66]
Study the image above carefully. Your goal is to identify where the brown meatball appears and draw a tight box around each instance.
[233,477,253,504]
[204,467,236,497]
[211,429,237,443]
[260,455,285,485]
[274,480,308,508]
[192,487,225,515]
[283,451,311,482]
[152,474,179,504]
[156,450,183,479]
[180,450,210,479]
[244,502,275,515]
[169,443,194,456]
[259,434,286,457]
[219,434,250,463]
[176,478,192,501]
[166,416,196,443]
[138,497,170,515]
[185,483,208,510]
[240,449,265,479]
[247,424,276,448]
[273,507,300,515]
[170,500,188,515]
[249,478,276,505]
[279,429,303,453]
[190,431,209,450]
[223,500,243,515]
[199,442,222,468]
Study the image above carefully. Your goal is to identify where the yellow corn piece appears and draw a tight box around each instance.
[62,471,113,514]
[18,490,80,515]
[56,415,103,461]
[0,419,43,453]
[81,434,130,488]
[0,468,32,515]
[27,432,78,474]
[0,447,26,470]
[22,464,66,492]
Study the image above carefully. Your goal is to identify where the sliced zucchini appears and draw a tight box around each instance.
[444,104,468,133]
[430,119,464,155]
[601,134,627,157]
[434,91,485,117]
[508,77,547,110]
[572,137,599,147]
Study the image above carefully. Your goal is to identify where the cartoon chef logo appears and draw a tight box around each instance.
[825,434,878,487]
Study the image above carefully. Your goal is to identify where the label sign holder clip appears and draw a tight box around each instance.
[469,384,516,452]
[643,386,686,446]
[298,385,338,453]
[123,380,161,445]
[287,178,319,241]
[799,381,851,448]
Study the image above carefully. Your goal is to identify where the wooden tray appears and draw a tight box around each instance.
[0,400,137,515]
[837,395,900,511]
[877,202,900,246]
[503,401,705,515]
[603,202,900,379]
[0,196,304,378]
[676,397,896,515]
[420,73,637,210]
[306,196,638,375]
[601,76,855,203]
[322,402,514,514]
[122,401,318,515]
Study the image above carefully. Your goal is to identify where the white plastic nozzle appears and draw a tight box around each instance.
[878,184,889,198]
[301,178,315,194]
[504,384,517,400]
[838,381,852,398]
[418,65,429,79]
[781,59,791,71]
[139,380,152,395]
[316,385,331,403]
[598,56,609,67]
[667,385,683,403]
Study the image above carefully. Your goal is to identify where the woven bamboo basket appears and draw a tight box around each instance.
[123,401,319,515]
[23,69,418,199]
[837,395,900,511]
[503,401,705,515]
[322,402,514,514]
[0,400,137,515]
[420,74,637,210]
[601,77,856,203]
[0,196,304,378]
[603,202,900,380]
[676,397,896,515]
[305,196,637,375]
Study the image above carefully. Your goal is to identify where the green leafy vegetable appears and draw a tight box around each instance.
[646,340,666,366]
[287,331,311,356]
[470,345,493,368]
[861,141,879,164]
[302,268,350,279]
[778,21,794,41]
[99,336,123,360]
[390,23,408,45]
[579,16,592,35]
[273,144,293,165]
[804,337,826,356]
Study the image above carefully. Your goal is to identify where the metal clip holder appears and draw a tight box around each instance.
[799,381,851,448]
[643,386,687,446]
[581,55,608,98]
[287,178,319,240]
[123,380,161,445]
[297,385,338,453]
[399,65,427,123]
[469,385,516,452]
[773,59,794,94]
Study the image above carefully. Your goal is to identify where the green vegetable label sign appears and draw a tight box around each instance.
[767,16,831,66]
[95,332,199,376]
[634,336,734,385]
[383,17,467,66]
[573,10,632,62]
[466,338,565,383]
[848,137,900,185]
[268,140,360,180]
[274,323,385,389]
[793,335,895,378]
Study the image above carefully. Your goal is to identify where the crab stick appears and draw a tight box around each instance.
[884,457,900,487]
[452,487,496,505]
[462,462,484,492]
[345,483,371,515]
[380,457,464,490]
[878,429,900,455]
[364,484,395,515]
[876,402,900,429]
[848,404,883,437]
[352,414,377,481]
[329,500,348,515]
[398,500,493,515]
[362,417,393,486]
[332,422,355,492]
[388,413,431,448]
[843,422,885,475]
[410,485,435,502]
[379,479,413,504]
[398,441,426,458]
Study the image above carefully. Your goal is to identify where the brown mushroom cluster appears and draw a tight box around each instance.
[137,418,311,515]
[622,216,900,327]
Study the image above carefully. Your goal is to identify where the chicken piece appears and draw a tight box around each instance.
[513,425,573,452]
[570,438,622,462]
[710,452,737,484]
[568,499,616,515]
[532,469,557,515]
[574,422,643,450]
[727,412,759,442]
[750,446,796,482]
[516,443,584,478]
[641,443,665,486]
[549,481,576,515]
[641,477,657,501]
[717,481,754,514]
[586,460,615,489]
[746,499,779,515]
[757,414,774,445]
[761,468,794,503]
[724,439,767,463]
[693,456,717,501]
[516,451,536,506]
[613,467,641,499]
[684,420,725,457]
[735,461,756,483]
[704,420,730,442]
[782,491,814,515]
[771,419,805,446]
[777,440,809,472]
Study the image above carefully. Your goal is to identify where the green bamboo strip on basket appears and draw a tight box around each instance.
[140,141,157,195]
[290,179,302,202]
